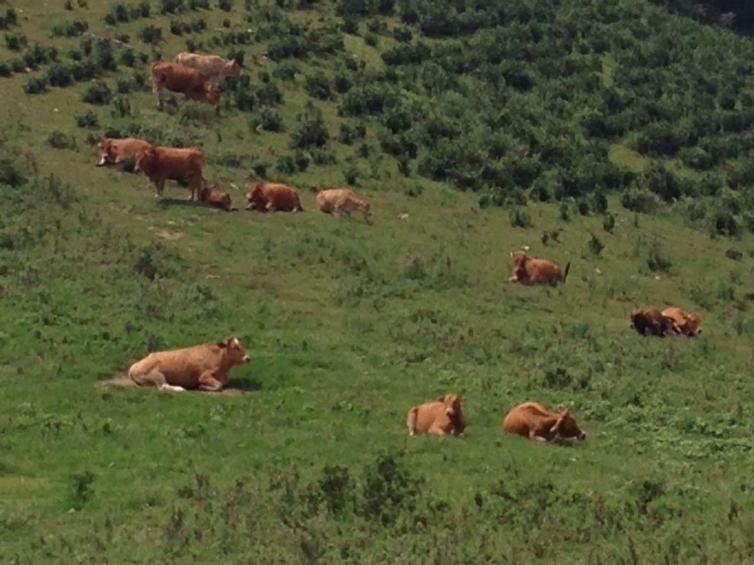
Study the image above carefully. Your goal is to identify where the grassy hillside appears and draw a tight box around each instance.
[1,0,754,562]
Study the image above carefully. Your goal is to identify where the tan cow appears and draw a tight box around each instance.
[316,188,371,220]
[175,52,241,81]
[151,62,220,108]
[245,182,303,212]
[134,146,205,200]
[661,307,702,337]
[199,184,233,211]
[128,337,250,392]
[97,137,151,166]
[502,402,586,442]
[406,394,465,437]
[509,250,570,285]
[630,308,673,337]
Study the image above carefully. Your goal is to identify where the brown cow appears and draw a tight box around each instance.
[630,308,673,337]
[406,394,465,437]
[502,402,586,442]
[199,184,233,212]
[316,188,371,220]
[128,336,250,392]
[245,182,303,212]
[151,62,220,108]
[509,250,570,286]
[175,52,241,81]
[97,137,151,166]
[134,146,205,200]
[661,307,702,337]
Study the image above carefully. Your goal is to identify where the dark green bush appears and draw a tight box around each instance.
[290,103,329,149]
[647,241,672,273]
[5,32,26,51]
[75,111,99,129]
[621,188,660,214]
[23,77,47,95]
[47,131,77,150]
[53,20,89,37]
[218,0,233,11]
[249,109,283,132]
[0,62,10,77]
[160,0,186,14]
[46,64,73,88]
[305,71,332,100]
[139,25,163,45]
[82,82,112,105]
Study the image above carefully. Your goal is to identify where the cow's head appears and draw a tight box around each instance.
[549,407,586,441]
[226,59,242,76]
[439,394,463,419]
[97,138,115,166]
[133,147,156,174]
[204,83,220,105]
[246,183,264,205]
[686,313,702,337]
[217,336,251,364]
[511,250,529,268]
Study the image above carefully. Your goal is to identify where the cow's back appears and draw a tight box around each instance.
[176,52,224,76]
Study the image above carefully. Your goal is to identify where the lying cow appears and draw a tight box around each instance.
[509,250,570,285]
[128,336,250,392]
[134,146,205,200]
[199,184,233,212]
[151,61,220,108]
[630,308,673,337]
[245,182,303,212]
[661,307,702,337]
[502,402,586,442]
[316,188,371,220]
[97,137,151,167]
[175,52,241,81]
[406,394,465,437]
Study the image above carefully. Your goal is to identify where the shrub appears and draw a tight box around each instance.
[249,109,283,132]
[5,32,26,51]
[647,241,672,273]
[23,77,47,95]
[276,154,296,175]
[588,233,604,256]
[218,0,233,11]
[255,81,282,106]
[290,103,329,149]
[53,20,89,37]
[47,131,76,150]
[0,62,10,77]
[393,26,413,42]
[0,9,18,30]
[132,1,151,18]
[82,82,112,105]
[139,25,163,45]
[364,32,379,47]
[712,211,739,238]
[603,213,616,233]
[46,64,73,88]
[342,161,360,185]
[509,207,533,228]
[305,71,332,100]
[75,111,98,128]
[272,61,298,81]
[160,0,185,14]
[621,189,660,214]
[338,123,366,145]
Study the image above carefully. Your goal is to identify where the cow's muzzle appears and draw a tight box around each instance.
[578,432,587,441]
[242,355,250,363]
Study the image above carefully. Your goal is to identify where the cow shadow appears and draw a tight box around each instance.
[156,198,206,209]
[226,376,263,392]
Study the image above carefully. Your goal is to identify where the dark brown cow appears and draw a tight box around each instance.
[502,402,586,442]
[151,62,219,108]
[134,146,205,200]
[97,137,151,167]
[199,184,233,212]
[630,308,673,337]
[245,182,303,213]
[406,394,465,437]
[509,250,570,286]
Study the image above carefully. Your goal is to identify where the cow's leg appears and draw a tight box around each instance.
[159,383,186,392]
[529,430,548,442]
[153,81,163,109]
[265,201,276,212]
[198,371,224,392]
[157,177,165,198]
[130,369,168,388]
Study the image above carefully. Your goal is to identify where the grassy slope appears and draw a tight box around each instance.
[1,0,754,562]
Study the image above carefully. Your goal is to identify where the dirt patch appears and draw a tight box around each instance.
[97,374,247,396]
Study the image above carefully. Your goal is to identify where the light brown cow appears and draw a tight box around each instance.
[134,146,205,200]
[502,402,586,442]
[199,184,233,212]
[175,52,241,81]
[630,308,673,337]
[509,250,570,285]
[316,188,371,220]
[128,337,250,392]
[661,307,702,337]
[406,394,465,437]
[245,182,303,213]
[97,137,151,166]
[151,62,220,108]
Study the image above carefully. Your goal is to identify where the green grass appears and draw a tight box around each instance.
[1,1,754,562]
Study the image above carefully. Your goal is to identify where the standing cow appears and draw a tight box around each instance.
[316,188,371,220]
[128,337,250,392]
[134,146,205,200]
[407,394,465,437]
[175,52,241,81]
[502,402,586,442]
[509,250,570,286]
[245,182,303,212]
[97,137,152,167]
[151,62,220,108]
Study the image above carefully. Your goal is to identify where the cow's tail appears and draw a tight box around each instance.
[562,262,571,284]
[406,407,418,436]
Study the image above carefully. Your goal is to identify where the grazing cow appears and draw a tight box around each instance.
[151,62,220,107]
[97,137,151,167]
[661,307,702,337]
[175,52,241,81]
[509,250,570,286]
[245,182,303,213]
[630,308,673,337]
[134,146,205,200]
[198,184,233,211]
[128,337,250,392]
[502,402,586,442]
[407,394,465,437]
[316,188,371,219]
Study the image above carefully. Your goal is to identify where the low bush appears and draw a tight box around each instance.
[82,82,112,105]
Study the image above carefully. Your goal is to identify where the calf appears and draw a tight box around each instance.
[175,52,241,81]
[245,182,303,212]
[509,250,570,286]
[199,184,233,211]
[630,308,673,337]
[134,146,205,200]
[128,337,250,392]
[316,188,371,220]
[502,402,586,442]
[151,61,219,108]
[661,307,702,337]
[97,137,151,167]
[406,394,465,437]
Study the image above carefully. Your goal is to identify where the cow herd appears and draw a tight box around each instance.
[104,51,703,445]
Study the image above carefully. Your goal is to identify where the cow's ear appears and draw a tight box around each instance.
[217,340,228,349]
[438,394,448,402]
[559,407,570,418]
[549,416,563,434]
